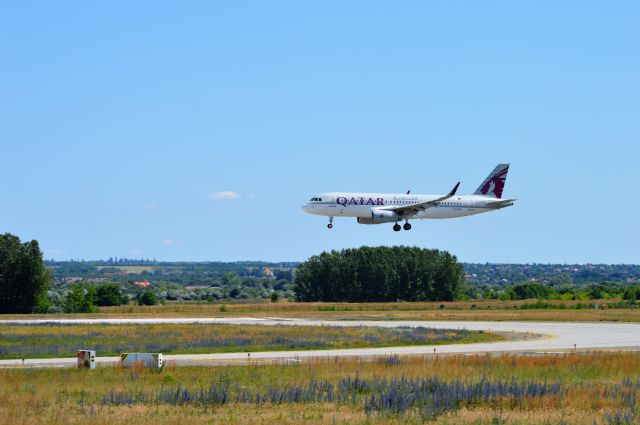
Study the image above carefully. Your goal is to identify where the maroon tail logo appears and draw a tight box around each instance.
[480,167,508,198]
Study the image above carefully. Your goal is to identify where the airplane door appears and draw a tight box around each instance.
[328,196,341,215]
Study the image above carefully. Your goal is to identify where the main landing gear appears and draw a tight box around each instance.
[393,221,412,232]
[327,217,334,229]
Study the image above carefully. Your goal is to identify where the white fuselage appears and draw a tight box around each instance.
[302,192,512,221]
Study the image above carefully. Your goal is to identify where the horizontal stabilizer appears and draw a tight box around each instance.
[485,199,516,209]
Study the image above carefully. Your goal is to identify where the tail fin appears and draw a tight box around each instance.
[473,164,510,198]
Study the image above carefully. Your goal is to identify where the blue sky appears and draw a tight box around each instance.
[1,2,638,263]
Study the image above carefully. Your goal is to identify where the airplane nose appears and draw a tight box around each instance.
[301,203,312,212]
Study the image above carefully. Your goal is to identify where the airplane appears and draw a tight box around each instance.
[302,163,515,231]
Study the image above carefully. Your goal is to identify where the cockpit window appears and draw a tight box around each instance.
[309,197,322,202]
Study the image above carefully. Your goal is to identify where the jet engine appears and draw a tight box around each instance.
[356,209,399,224]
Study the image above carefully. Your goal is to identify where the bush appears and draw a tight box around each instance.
[64,285,97,313]
[96,284,125,306]
[623,286,640,301]
[270,291,279,303]
[228,287,241,299]
[507,283,556,300]
[519,301,566,310]
[138,290,158,306]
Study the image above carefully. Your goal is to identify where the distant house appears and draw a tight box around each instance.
[63,277,82,283]
[133,281,151,287]
[262,267,274,277]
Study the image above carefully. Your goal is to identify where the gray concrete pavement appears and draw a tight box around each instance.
[1,318,639,368]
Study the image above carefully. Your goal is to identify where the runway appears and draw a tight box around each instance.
[1,318,639,368]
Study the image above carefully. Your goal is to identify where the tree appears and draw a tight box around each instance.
[96,284,125,306]
[228,287,241,298]
[507,282,556,300]
[274,269,293,281]
[294,246,464,302]
[270,291,279,303]
[0,233,51,313]
[623,286,640,301]
[138,290,158,306]
[550,273,573,287]
[64,285,97,313]
[221,272,241,286]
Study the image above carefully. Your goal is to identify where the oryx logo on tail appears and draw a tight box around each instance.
[473,164,510,199]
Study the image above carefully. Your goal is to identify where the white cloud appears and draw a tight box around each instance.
[208,191,242,201]
[145,203,159,209]
[162,238,182,246]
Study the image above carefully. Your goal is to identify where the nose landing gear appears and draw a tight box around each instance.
[327,217,334,229]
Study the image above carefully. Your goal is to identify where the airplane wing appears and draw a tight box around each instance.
[383,182,460,216]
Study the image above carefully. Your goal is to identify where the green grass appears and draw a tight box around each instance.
[0,323,501,359]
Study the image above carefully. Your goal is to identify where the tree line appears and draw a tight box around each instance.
[294,246,464,302]
[496,281,640,302]
[2,232,637,314]
[63,283,157,313]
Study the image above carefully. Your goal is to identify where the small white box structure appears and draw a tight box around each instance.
[120,353,163,369]
[77,350,96,369]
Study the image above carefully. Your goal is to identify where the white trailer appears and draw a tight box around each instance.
[77,350,96,369]
[120,352,163,369]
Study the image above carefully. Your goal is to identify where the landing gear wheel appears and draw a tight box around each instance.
[403,222,412,231]
[327,223,333,229]
[393,224,401,232]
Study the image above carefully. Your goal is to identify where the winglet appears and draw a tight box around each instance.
[448,182,460,196]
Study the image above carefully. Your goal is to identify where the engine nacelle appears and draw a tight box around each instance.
[357,209,399,224]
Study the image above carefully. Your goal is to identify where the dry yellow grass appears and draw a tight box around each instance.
[1,352,638,424]
[4,299,638,322]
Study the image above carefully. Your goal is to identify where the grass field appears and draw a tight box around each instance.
[1,352,638,424]
[96,265,155,273]
[0,323,501,359]
[3,299,635,322]
[58,300,640,322]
